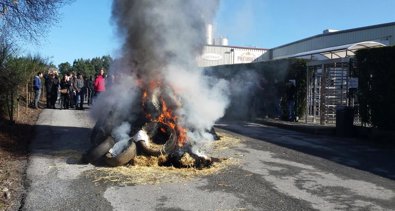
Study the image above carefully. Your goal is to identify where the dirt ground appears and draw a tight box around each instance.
[0,107,41,211]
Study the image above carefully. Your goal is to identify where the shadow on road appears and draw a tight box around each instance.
[216,121,395,181]
[30,124,91,159]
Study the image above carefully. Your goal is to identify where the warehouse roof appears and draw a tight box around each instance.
[276,41,386,60]
[272,21,395,50]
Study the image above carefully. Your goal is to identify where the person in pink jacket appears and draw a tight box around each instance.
[94,68,106,100]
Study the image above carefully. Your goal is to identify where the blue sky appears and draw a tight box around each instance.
[20,0,395,66]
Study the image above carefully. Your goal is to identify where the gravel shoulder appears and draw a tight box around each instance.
[0,108,40,211]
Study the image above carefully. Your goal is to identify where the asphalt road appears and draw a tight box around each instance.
[21,109,395,211]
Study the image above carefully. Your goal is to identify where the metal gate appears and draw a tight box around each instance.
[306,58,352,124]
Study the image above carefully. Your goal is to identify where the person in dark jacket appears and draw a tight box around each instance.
[50,71,60,109]
[85,75,94,105]
[69,72,77,108]
[59,74,71,109]
[44,71,54,108]
[33,72,43,109]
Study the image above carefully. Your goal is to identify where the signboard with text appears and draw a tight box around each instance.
[233,50,263,63]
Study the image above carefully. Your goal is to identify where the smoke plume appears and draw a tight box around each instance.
[91,0,229,147]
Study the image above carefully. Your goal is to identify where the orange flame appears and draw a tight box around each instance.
[141,81,187,147]
[142,91,148,105]
[157,98,187,147]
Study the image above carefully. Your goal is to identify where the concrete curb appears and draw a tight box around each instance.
[253,118,336,136]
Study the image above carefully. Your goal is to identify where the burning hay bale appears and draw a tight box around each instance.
[180,153,195,167]
[84,82,223,168]
[85,117,222,169]
[86,126,221,168]
[84,132,242,185]
[131,155,165,167]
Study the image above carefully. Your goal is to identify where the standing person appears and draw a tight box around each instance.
[68,72,76,108]
[85,75,94,105]
[74,73,85,110]
[59,74,71,109]
[33,72,43,109]
[50,71,60,109]
[94,68,106,101]
[44,70,54,108]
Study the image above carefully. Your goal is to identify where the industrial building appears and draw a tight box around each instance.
[196,24,267,67]
[256,22,394,62]
[256,21,395,124]
[196,45,267,67]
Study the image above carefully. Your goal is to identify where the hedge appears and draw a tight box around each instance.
[354,46,395,130]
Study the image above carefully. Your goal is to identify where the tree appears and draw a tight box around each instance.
[58,62,71,75]
[101,55,113,71]
[0,39,14,118]
[0,39,47,122]
[0,0,72,41]
[90,57,103,73]
[72,58,94,77]
[56,55,114,78]
[91,55,113,74]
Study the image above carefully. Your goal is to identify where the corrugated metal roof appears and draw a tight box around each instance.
[276,41,386,60]
[271,21,395,50]
[205,44,268,51]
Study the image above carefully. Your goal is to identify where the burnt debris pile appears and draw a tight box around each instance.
[85,87,220,168]
[84,0,228,169]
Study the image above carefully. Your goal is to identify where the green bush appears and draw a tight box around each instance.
[0,42,47,122]
[354,46,395,130]
[283,59,307,120]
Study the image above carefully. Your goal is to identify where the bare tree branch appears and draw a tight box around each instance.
[0,0,73,42]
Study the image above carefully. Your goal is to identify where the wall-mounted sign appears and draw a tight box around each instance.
[201,53,223,61]
[234,51,262,63]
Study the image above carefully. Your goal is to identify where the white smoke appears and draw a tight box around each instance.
[164,64,230,131]
[111,121,131,142]
[92,0,229,148]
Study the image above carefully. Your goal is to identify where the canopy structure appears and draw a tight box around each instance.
[278,41,386,60]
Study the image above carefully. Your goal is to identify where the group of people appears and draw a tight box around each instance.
[32,68,107,110]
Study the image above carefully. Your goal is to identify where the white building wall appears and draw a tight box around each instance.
[197,45,267,67]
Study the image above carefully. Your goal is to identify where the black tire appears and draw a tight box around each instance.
[90,126,107,146]
[90,110,116,145]
[87,136,115,163]
[136,125,178,156]
[104,140,137,167]
[163,131,177,153]
[90,121,100,143]
[136,141,162,156]
[142,122,159,138]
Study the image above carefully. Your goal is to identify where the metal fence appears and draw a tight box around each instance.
[305,58,359,125]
